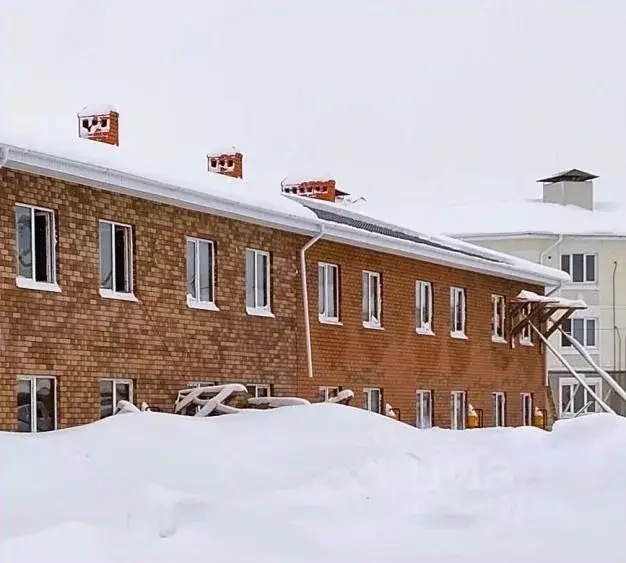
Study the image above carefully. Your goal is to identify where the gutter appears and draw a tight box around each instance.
[301,226,325,378]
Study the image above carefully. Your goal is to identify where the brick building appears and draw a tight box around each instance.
[0,112,570,432]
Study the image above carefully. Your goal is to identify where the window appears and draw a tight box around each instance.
[492,295,506,341]
[450,287,466,337]
[187,381,217,388]
[521,393,533,426]
[451,391,466,430]
[186,238,216,309]
[561,318,597,348]
[100,379,133,419]
[416,390,433,429]
[559,378,601,417]
[99,220,133,297]
[245,249,271,314]
[246,383,271,398]
[15,204,57,289]
[493,392,506,427]
[362,271,382,327]
[17,376,57,433]
[318,263,340,323]
[319,386,340,401]
[363,388,382,413]
[416,281,433,334]
[520,304,532,345]
[560,253,597,283]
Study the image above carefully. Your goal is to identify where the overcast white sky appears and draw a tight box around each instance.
[1,0,625,204]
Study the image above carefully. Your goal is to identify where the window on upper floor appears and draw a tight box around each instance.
[245,248,272,316]
[491,294,506,342]
[519,304,533,345]
[561,318,597,348]
[450,287,466,338]
[15,204,58,291]
[186,238,217,310]
[362,271,382,328]
[560,253,597,283]
[416,280,434,334]
[318,262,340,323]
[99,220,134,299]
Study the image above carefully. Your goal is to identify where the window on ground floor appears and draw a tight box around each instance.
[100,378,133,419]
[17,376,57,433]
[451,391,466,430]
[521,393,533,426]
[416,389,433,429]
[319,386,340,401]
[493,392,506,427]
[559,377,601,417]
[363,388,382,413]
[246,383,272,398]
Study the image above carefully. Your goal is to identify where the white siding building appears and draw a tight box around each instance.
[410,170,626,418]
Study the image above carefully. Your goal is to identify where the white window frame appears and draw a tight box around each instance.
[561,317,598,350]
[318,262,341,324]
[493,392,506,427]
[560,252,597,284]
[186,237,218,311]
[186,381,217,388]
[450,287,467,338]
[363,387,382,414]
[558,377,602,418]
[416,389,433,429]
[99,219,136,301]
[491,294,506,342]
[521,393,533,426]
[362,270,382,329]
[17,375,57,432]
[451,391,466,430]
[15,204,60,293]
[246,383,272,398]
[245,248,273,317]
[100,378,134,418]
[416,280,434,335]
[319,386,340,401]
[519,304,533,346]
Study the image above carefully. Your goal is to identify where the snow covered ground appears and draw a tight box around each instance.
[2,404,625,562]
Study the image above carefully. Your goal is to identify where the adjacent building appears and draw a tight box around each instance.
[0,107,570,432]
[409,169,626,417]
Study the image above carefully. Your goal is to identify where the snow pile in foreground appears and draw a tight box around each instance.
[2,405,626,563]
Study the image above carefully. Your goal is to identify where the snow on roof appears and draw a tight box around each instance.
[207,146,240,156]
[376,197,626,238]
[77,104,117,117]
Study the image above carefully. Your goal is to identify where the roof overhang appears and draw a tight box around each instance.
[454,231,626,241]
[1,141,568,288]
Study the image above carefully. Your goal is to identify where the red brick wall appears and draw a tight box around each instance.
[0,167,546,431]
[298,240,546,428]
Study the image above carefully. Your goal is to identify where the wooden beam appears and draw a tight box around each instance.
[510,302,549,339]
[543,308,577,339]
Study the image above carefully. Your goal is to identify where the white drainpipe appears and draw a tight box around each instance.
[301,225,325,378]
[0,146,8,168]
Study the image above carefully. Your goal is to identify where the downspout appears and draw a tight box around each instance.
[0,146,9,168]
[613,261,618,382]
[301,225,325,379]
[539,234,563,385]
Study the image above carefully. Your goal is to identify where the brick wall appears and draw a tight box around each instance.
[298,240,547,428]
[0,167,546,431]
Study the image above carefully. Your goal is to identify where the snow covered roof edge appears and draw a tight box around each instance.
[0,140,568,286]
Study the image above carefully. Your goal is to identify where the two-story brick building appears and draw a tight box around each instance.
[0,108,571,432]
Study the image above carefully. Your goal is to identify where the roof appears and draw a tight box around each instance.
[537,169,599,183]
[395,197,626,239]
[0,137,568,286]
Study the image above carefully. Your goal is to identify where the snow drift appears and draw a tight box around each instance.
[2,404,626,562]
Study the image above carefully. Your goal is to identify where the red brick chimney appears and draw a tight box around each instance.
[207,149,243,179]
[77,105,119,146]
[281,178,348,203]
